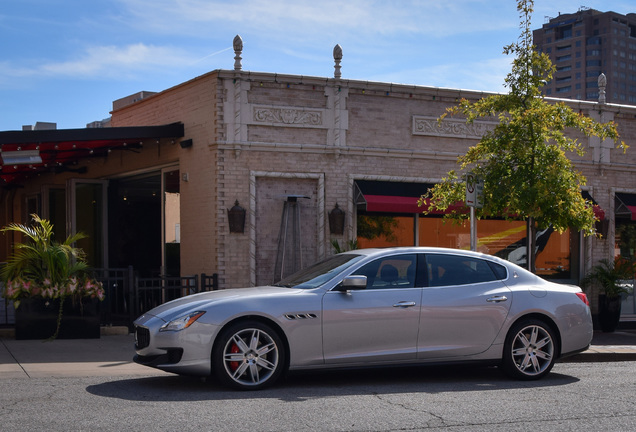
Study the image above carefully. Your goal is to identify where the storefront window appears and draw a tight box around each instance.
[356,214,414,248]
[357,213,574,280]
[615,221,636,315]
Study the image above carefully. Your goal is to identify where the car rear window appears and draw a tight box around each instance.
[425,254,500,287]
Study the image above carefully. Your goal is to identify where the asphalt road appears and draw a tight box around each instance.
[2,360,636,431]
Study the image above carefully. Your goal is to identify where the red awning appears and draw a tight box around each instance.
[355,180,466,215]
[616,193,636,221]
[582,191,605,221]
[362,194,422,213]
[592,205,605,221]
[362,194,466,214]
[0,123,184,184]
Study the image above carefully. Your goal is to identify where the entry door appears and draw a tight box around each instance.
[68,179,108,268]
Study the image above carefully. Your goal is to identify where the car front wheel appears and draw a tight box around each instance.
[212,321,286,390]
[502,319,557,380]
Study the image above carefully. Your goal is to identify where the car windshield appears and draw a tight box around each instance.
[274,254,365,289]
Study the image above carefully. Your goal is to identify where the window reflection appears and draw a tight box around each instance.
[356,214,573,279]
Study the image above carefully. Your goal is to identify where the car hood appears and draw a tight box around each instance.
[138,286,302,322]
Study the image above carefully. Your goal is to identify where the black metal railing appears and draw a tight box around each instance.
[0,268,219,331]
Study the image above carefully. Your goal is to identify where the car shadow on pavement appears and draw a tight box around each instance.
[86,364,580,402]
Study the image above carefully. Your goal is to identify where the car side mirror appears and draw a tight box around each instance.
[334,275,367,292]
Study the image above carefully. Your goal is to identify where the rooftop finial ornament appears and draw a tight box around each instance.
[233,35,243,71]
[333,44,342,79]
[598,73,607,104]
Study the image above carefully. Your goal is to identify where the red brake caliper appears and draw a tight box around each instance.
[229,344,240,371]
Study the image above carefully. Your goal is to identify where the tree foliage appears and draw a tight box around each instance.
[421,0,625,243]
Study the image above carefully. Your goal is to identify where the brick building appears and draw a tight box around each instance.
[533,7,636,104]
[1,38,636,319]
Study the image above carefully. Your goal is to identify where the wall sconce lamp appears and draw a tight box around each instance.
[180,139,193,149]
[1,150,42,165]
[228,200,246,233]
[328,203,345,235]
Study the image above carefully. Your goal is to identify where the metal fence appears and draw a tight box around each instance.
[0,268,218,331]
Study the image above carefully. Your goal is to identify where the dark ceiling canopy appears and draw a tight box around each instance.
[0,122,184,185]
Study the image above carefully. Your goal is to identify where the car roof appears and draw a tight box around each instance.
[341,246,524,272]
[343,246,495,259]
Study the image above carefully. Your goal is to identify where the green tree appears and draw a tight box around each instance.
[421,0,625,271]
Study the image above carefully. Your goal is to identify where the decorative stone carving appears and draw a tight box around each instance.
[333,44,342,79]
[598,73,607,104]
[412,116,496,139]
[233,35,243,71]
[253,106,323,126]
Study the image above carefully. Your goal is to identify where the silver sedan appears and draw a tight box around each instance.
[133,247,593,390]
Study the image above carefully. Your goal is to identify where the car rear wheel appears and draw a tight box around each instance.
[213,321,286,390]
[502,319,557,380]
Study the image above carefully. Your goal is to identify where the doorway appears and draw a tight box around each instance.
[108,173,162,277]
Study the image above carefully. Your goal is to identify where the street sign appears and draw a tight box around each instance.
[466,173,484,208]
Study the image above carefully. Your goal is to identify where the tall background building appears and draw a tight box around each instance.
[533,7,636,105]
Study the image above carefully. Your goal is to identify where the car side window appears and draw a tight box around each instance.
[425,254,498,287]
[352,254,416,289]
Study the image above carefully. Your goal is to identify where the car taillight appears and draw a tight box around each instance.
[576,292,590,307]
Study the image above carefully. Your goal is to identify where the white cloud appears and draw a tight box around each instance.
[374,56,513,93]
[116,0,519,40]
[23,44,195,80]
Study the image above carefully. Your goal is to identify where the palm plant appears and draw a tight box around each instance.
[581,258,635,299]
[1,214,104,339]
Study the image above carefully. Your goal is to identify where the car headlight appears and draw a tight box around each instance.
[160,311,206,332]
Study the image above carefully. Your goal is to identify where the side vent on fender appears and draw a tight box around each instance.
[285,313,318,320]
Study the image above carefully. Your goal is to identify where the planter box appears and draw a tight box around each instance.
[14,297,100,340]
[598,294,622,333]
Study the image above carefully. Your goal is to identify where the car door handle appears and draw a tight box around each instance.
[393,301,417,308]
[487,295,508,303]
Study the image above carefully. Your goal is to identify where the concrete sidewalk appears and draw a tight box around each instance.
[0,332,169,379]
[0,329,635,379]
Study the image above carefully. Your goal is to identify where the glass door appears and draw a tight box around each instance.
[68,179,108,268]
[42,186,66,243]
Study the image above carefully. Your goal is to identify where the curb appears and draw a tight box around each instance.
[563,352,636,363]
[0,326,129,339]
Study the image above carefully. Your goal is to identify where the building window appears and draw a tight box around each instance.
[557,25,572,40]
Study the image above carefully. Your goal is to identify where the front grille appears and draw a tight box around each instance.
[135,326,150,349]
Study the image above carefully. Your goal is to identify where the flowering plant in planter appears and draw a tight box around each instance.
[4,276,105,305]
[1,214,105,339]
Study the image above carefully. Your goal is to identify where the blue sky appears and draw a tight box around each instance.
[1,0,634,130]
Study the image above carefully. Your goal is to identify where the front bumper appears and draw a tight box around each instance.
[133,314,220,376]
